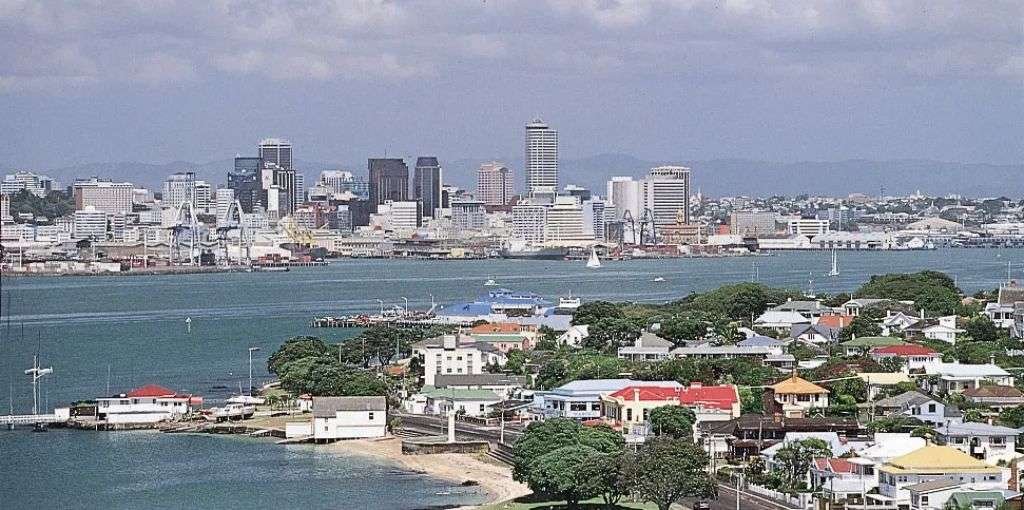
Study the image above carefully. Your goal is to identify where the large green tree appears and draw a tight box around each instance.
[635,437,717,510]
[526,445,604,508]
[649,405,696,439]
[854,271,960,315]
[774,438,833,488]
[572,301,624,325]
[268,336,334,374]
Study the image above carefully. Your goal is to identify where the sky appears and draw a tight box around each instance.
[1,0,1022,170]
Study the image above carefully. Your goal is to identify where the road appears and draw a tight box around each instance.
[399,415,800,510]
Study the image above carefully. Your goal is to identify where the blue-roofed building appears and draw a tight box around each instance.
[433,288,554,325]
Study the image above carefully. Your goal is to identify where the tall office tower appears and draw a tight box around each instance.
[413,156,443,219]
[476,162,514,206]
[606,176,642,220]
[215,188,235,226]
[525,118,558,195]
[583,198,606,240]
[229,157,263,213]
[640,165,691,226]
[162,172,209,210]
[368,158,409,212]
[294,173,305,207]
[274,167,296,217]
[511,203,547,244]
[258,138,293,170]
[72,178,134,215]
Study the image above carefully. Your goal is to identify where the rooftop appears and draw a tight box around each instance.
[312,396,386,417]
[841,336,907,348]
[606,384,738,411]
[870,344,939,356]
[433,374,528,388]
[882,445,1000,474]
[771,374,829,395]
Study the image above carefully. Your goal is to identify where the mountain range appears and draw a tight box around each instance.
[10,156,1022,198]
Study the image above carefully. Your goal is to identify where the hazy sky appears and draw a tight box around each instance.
[2,1,1022,169]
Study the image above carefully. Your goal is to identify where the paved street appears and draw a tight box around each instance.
[679,484,798,510]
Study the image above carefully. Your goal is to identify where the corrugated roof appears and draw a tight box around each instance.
[771,375,829,394]
[433,374,528,388]
[870,344,939,356]
[841,337,907,347]
[312,396,386,417]
[883,445,999,474]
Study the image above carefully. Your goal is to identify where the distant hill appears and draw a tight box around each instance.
[11,156,1022,198]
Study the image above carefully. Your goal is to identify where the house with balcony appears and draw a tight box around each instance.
[532,379,681,420]
[936,422,1022,465]
[922,362,1015,394]
[873,445,1005,509]
[962,385,1024,412]
[433,373,528,400]
[872,390,963,427]
[599,382,740,435]
[670,344,780,361]
[983,283,1024,329]
[95,384,203,424]
[817,434,927,508]
[766,374,829,418]
[869,344,942,371]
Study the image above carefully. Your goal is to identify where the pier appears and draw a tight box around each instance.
[0,414,65,426]
[310,315,461,328]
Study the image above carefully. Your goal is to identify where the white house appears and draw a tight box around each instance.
[617,332,673,361]
[873,390,963,427]
[413,332,507,386]
[923,362,1015,394]
[936,422,1022,465]
[984,284,1024,328]
[557,325,589,348]
[533,379,682,420]
[920,316,963,344]
[874,445,1005,509]
[754,310,809,334]
[96,384,203,424]
[790,323,838,345]
[311,396,387,441]
[433,374,527,400]
[868,344,942,371]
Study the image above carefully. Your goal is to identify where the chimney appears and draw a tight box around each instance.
[633,388,641,402]
[990,354,997,366]
[690,381,702,388]
[920,309,925,319]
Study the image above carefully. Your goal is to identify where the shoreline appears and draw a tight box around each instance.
[325,436,529,509]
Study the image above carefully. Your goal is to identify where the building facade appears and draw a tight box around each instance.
[229,156,263,213]
[413,156,443,219]
[73,178,134,215]
[641,165,691,226]
[368,158,409,212]
[525,118,558,195]
[476,162,514,206]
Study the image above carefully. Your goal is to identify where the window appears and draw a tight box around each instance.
[626,408,633,421]
[479,404,485,412]
[991,437,1005,446]
[570,402,588,412]
[368,412,374,420]
[797,395,810,402]
[928,403,936,413]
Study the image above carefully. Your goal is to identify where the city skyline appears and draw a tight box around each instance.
[1,2,1021,170]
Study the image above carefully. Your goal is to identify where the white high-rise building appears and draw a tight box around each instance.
[640,166,691,226]
[451,200,487,233]
[545,196,591,241]
[525,119,558,195]
[511,203,547,244]
[162,172,211,210]
[583,198,606,240]
[476,162,514,206]
[294,173,305,206]
[607,176,642,221]
[0,194,10,222]
[73,206,108,240]
[215,188,235,226]
[73,179,134,215]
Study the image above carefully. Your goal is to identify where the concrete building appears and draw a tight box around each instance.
[72,206,108,240]
[1,171,54,197]
[258,138,292,170]
[787,218,831,238]
[368,158,409,212]
[229,156,263,213]
[162,172,211,210]
[294,173,304,207]
[413,333,506,386]
[413,156,443,219]
[525,118,558,194]
[451,200,487,234]
[607,176,642,221]
[318,170,369,198]
[545,196,591,241]
[511,203,547,243]
[215,188,235,226]
[730,210,778,236]
[96,384,202,425]
[73,178,134,215]
[0,194,10,222]
[641,166,691,226]
[476,162,514,206]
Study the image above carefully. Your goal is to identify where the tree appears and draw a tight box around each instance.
[504,349,529,375]
[635,437,716,510]
[774,438,832,488]
[526,445,603,508]
[583,317,643,352]
[839,316,882,342]
[739,387,764,414]
[659,315,708,345]
[965,316,1000,343]
[572,301,624,326]
[578,451,635,508]
[682,283,802,321]
[649,405,696,439]
[999,405,1024,428]
[268,336,334,374]
[854,271,960,315]
[868,415,921,433]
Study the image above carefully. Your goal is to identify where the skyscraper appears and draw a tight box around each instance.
[413,156,442,219]
[229,157,263,213]
[368,158,409,212]
[641,165,691,226]
[294,173,305,207]
[258,138,292,170]
[525,118,558,195]
[476,162,514,206]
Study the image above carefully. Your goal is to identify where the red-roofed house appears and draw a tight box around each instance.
[97,384,202,425]
[869,344,942,371]
[600,383,740,435]
[817,314,855,329]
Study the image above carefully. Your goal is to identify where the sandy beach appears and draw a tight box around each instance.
[326,436,530,508]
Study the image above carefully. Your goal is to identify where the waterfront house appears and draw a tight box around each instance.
[599,383,740,435]
[874,445,1005,509]
[790,323,839,345]
[617,332,673,362]
[754,310,810,335]
[405,387,501,417]
[962,385,1024,411]
[984,283,1024,329]
[922,362,1015,394]
[532,379,682,420]
[412,332,507,386]
[840,336,907,356]
[868,344,942,371]
[96,384,202,424]
[433,374,527,400]
[935,422,1022,465]
[311,396,387,441]
[872,390,963,427]
[766,374,829,418]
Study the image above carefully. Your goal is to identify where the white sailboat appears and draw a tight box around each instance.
[827,249,840,277]
[586,247,602,269]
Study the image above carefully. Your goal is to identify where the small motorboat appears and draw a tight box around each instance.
[484,279,498,286]
[652,276,666,282]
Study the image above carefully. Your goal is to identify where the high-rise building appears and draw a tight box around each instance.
[318,170,369,198]
[215,188,235,226]
[564,185,591,202]
[730,210,778,237]
[162,172,210,210]
[294,173,305,207]
[451,200,487,233]
[229,157,263,213]
[368,158,409,212]
[525,118,558,195]
[607,176,642,221]
[413,156,443,219]
[0,194,10,222]
[640,166,691,226]
[545,196,591,241]
[258,138,292,170]
[476,162,514,206]
[511,203,547,244]
[73,178,134,215]
[1,171,54,197]
[583,198,606,240]
[72,206,108,239]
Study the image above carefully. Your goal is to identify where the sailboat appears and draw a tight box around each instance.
[585,247,602,269]
[827,248,840,277]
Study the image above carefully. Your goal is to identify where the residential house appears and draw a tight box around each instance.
[882,311,924,336]
[873,390,963,427]
[923,362,1015,394]
[754,310,810,335]
[819,434,928,508]
[670,344,780,360]
[906,479,966,510]
[736,335,786,349]
[903,315,963,344]
[843,298,891,317]
[600,383,740,435]
[433,373,528,400]
[941,490,1022,510]
[557,325,589,348]
[984,283,1024,328]
[770,299,834,319]
[963,385,1024,411]
[468,322,539,352]
[869,344,942,371]
[841,336,907,356]
[311,396,387,441]
[790,323,839,345]
[857,372,914,400]
[412,332,507,386]
[817,313,855,330]
[1013,303,1024,339]
[533,379,682,420]
[762,432,869,475]
[617,332,673,362]
[766,374,829,418]
[936,422,1022,465]
[873,445,1005,509]
[697,413,864,460]
[764,354,797,372]
[406,387,501,417]
[96,384,203,424]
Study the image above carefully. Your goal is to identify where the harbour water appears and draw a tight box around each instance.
[0,249,1021,508]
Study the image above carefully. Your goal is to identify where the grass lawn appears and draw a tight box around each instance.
[480,494,660,510]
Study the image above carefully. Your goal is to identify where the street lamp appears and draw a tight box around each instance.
[376,299,384,316]
[401,296,409,316]
[247,347,261,396]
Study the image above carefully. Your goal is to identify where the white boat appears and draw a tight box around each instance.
[557,295,582,312]
[585,247,601,269]
[484,278,498,286]
[652,276,666,282]
[827,249,839,277]
[204,403,256,422]
[226,395,265,405]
